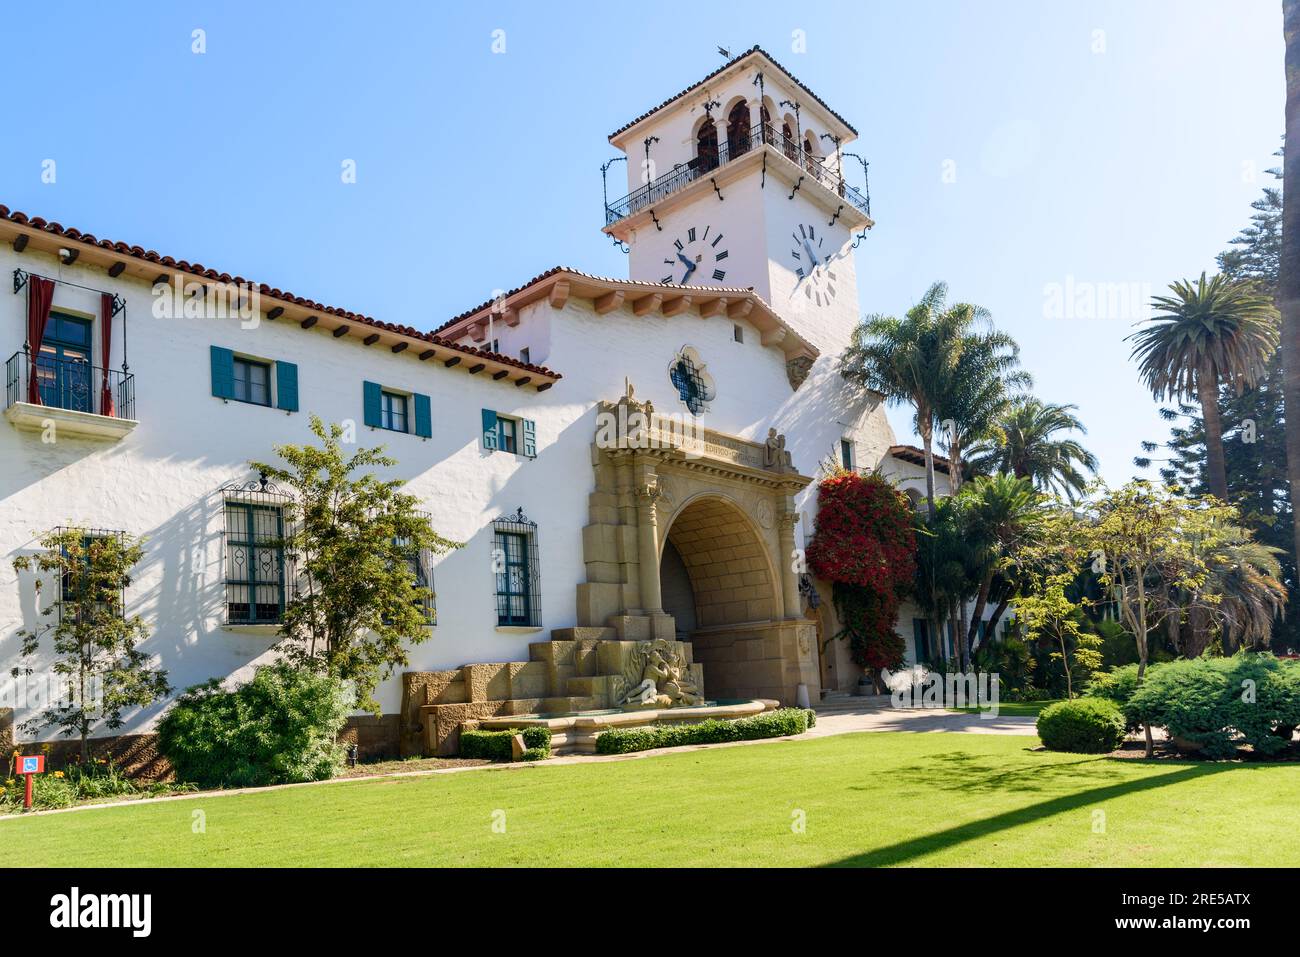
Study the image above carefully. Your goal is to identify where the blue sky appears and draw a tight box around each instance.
[2,0,1282,483]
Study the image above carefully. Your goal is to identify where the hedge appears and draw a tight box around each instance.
[595,708,810,755]
[1126,655,1300,759]
[459,726,552,761]
[1036,698,1126,754]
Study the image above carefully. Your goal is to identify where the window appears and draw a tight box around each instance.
[840,439,854,471]
[381,390,408,433]
[36,313,93,413]
[364,381,430,437]
[733,324,744,344]
[233,357,272,406]
[210,347,297,411]
[726,101,751,159]
[668,346,716,416]
[223,498,287,624]
[493,508,539,627]
[695,120,719,173]
[519,347,530,365]
[481,409,537,457]
[395,526,437,627]
[497,416,517,453]
[912,618,929,664]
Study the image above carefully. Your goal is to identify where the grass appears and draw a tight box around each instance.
[950,700,1063,718]
[3,731,1296,867]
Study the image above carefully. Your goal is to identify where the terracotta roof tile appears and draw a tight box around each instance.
[609,45,858,141]
[0,203,560,382]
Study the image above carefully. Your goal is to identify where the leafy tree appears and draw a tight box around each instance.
[1128,273,1278,501]
[11,529,170,762]
[1076,482,1236,754]
[1014,575,1101,699]
[911,495,981,669]
[966,397,1098,501]
[252,416,461,712]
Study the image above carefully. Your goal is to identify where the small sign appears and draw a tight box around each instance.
[18,755,44,775]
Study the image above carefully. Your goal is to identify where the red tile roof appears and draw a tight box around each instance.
[609,45,858,141]
[0,204,559,383]
[887,444,952,475]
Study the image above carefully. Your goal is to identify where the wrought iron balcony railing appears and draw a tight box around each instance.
[5,349,136,420]
[604,123,871,226]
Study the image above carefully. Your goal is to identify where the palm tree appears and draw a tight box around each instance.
[959,474,1045,653]
[937,321,1032,492]
[1128,273,1278,501]
[966,397,1098,500]
[1202,524,1287,653]
[1282,0,1300,592]
[842,282,954,513]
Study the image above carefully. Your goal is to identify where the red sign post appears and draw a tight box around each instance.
[16,755,44,809]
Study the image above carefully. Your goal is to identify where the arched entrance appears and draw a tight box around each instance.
[659,495,785,701]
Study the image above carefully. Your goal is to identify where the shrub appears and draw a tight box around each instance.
[1085,663,1147,731]
[1127,655,1300,759]
[804,708,817,729]
[459,726,551,761]
[158,663,352,788]
[595,708,809,755]
[1036,698,1126,754]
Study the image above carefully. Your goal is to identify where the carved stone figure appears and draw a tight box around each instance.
[617,639,704,709]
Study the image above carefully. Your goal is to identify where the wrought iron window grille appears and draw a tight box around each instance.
[492,507,540,628]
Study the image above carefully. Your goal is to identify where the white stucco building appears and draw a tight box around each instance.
[1,47,978,755]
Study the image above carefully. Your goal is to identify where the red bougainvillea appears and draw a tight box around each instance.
[805,470,917,672]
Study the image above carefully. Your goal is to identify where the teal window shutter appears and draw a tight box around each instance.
[275,361,298,412]
[912,618,927,662]
[414,393,432,438]
[210,345,234,399]
[363,381,382,428]
[481,409,498,451]
[521,418,537,458]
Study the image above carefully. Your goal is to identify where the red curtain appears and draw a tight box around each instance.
[25,276,55,404]
[99,293,115,417]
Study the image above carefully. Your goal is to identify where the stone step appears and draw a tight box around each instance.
[551,626,616,642]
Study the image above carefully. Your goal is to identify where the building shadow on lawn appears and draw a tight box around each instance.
[873,751,1128,798]
[830,758,1238,867]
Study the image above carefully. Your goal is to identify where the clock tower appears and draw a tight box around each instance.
[603,47,873,355]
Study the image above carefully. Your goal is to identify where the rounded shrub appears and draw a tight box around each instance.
[158,663,352,788]
[1036,698,1126,754]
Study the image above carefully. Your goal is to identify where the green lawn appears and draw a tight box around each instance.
[4,731,1296,867]
[951,700,1063,718]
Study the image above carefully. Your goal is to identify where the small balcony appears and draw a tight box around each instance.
[4,349,137,440]
[604,124,871,227]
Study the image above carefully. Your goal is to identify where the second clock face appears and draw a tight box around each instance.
[790,222,838,305]
[660,224,729,285]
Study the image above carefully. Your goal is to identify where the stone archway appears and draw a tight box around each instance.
[575,386,821,705]
[659,494,784,701]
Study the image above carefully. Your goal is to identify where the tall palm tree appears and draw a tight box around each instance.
[1128,273,1278,501]
[966,397,1098,500]
[1282,0,1300,593]
[937,322,1032,492]
[842,282,955,513]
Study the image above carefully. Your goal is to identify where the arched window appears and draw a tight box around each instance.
[760,104,773,144]
[804,135,818,172]
[695,120,719,173]
[726,102,751,159]
[782,122,797,161]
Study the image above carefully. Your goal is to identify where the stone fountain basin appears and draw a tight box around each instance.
[473,698,779,754]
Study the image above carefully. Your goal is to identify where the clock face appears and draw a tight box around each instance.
[660,224,730,285]
[790,222,838,305]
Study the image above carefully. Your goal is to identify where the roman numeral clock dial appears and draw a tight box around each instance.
[790,222,838,306]
[661,225,729,285]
